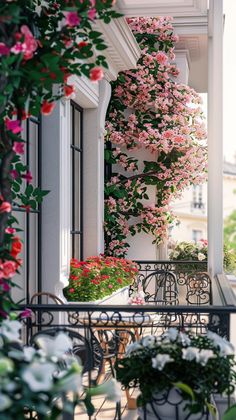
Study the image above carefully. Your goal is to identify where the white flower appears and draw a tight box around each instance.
[198,349,215,366]
[56,370,82,393]
[0,393,11,412]
[164,328,178,342]
[0,320,21,342]
[197,252,206,261]
[22,361,55,392]
[23,347,36,362]
[142,335,156,348]
[88,378,121,402]
[126,342,143,355]
[35,332,73,358]
[152,354,173,370]
[207,331,235,356]
[182,347,200,362]
[172,251,179,258]
[178,332,191,346]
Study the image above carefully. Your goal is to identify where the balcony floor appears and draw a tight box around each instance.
[76,387,139,419]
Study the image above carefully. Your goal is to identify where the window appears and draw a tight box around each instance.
[192,185,204,210]
[70,102,83,260]
[192,229,203,243]
[12,117,42,304]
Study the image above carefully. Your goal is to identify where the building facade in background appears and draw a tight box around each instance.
[170,161,236,244]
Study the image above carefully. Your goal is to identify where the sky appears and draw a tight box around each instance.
[223,0,236,163]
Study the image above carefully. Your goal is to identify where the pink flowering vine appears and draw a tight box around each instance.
[104,17,207,257]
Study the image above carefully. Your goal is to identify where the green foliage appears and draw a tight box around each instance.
[0,0,120,316]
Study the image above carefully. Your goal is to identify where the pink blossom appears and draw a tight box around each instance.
[22,171,33,183]
[1,260,17,278]
[0,43,10,55]
[88,8,96,20]
[5,227,16,234]
[20,308,32,319]
[10,169,19,180]
[11,42,24,54]
[6,119,22,134]
[0,202,11,214]
[13,142,25,154]
[89,67,104,82]
[20,25,38,60]
[64,11,80,27]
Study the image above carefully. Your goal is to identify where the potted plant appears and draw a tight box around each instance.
[115,328,236,420]
[63,255,138,304]
[169,240,208,273]
[169,240,236,274]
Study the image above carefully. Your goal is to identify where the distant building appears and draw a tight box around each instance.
[170,161,236,243]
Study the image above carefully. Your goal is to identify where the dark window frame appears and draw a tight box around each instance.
[70,101,83,260]
[13,116,42,303]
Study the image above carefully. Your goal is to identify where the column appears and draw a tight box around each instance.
[207,0,224,276]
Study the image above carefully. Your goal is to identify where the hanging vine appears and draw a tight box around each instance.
[0,0,120,317]
[104,17,207,257]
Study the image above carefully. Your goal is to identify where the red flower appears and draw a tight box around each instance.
[69,288,75,293]
[20,204,31,213]
[11,236,22,258]
[70,275,79,281]
[0,202,11,214]
[64,84,75,98]
[78,41,88,48]
[89,67,104,82]
[41,101,55,116]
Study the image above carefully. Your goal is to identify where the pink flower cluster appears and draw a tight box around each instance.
[11,25,38,60]
[105,17,207,257]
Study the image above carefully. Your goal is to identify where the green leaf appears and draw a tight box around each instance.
[25,184,33,198]
[89,31,102,39]
[206,401,218,419]
[83,394,95,416]
[173,382,195,401]
[96,44,107,51]
[223,405,236,420]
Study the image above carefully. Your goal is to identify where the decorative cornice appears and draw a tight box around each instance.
[117,0,208,18]
[69,75,99,108]
[95,17,141,81]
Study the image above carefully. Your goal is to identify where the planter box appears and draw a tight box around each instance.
[138,389,216,420]
[64,285,130,305]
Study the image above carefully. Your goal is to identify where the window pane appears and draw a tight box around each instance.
[70,102,83,259]
[74,108,81,149]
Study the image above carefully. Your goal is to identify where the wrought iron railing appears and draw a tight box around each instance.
[20,261,236,419]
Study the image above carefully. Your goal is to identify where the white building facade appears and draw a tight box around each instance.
[14,0,224,302]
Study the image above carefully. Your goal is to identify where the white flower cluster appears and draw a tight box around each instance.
[0,318,121,414]
[125,327,235,372]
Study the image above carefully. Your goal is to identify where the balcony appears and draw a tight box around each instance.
[21,261,236,419]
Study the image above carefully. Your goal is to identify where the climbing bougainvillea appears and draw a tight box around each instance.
[0,0,120,317]
[104,16,207,257]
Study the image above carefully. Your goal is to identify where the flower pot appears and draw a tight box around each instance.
[137,388,216,420]
[64,285,130,305]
